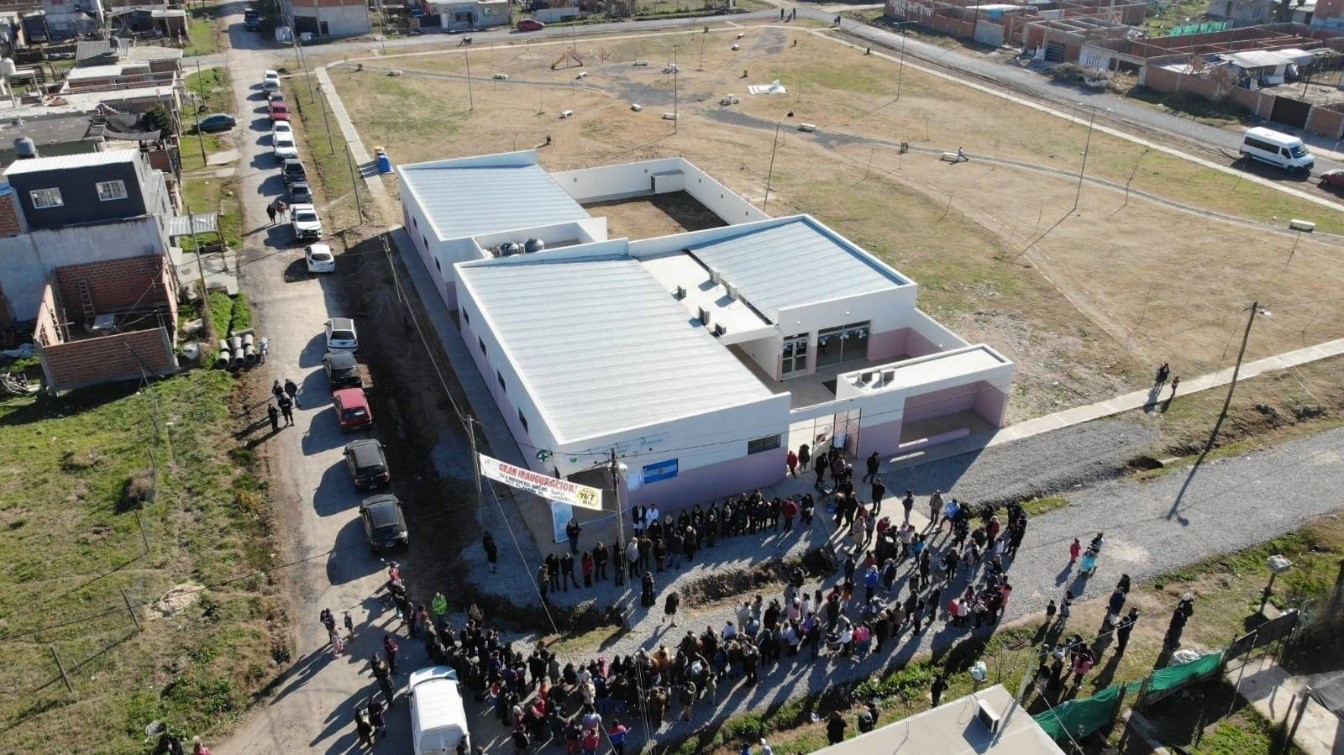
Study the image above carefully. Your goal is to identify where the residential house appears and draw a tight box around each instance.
[41,0,100,39]
[281,0,370,37]
[420,0,510,30]
[0,149,177,322]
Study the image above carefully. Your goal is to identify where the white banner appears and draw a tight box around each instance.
[478,453,603,511]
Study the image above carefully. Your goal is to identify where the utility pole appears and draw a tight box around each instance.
[467,417,483,499]
[1073,107,1095,213]
[1216,301,1266,428]
[763,111,794,211]
[464,46,475,111]
[896,22,908,100]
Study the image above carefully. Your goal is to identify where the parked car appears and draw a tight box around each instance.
[332,386,372,431]
[267,91,286,104]
[244,7,261,30]
[290,203,322,241]
[288,181,313,204]
[516,18,544,31]
[281,158,307,185]
[197,113,237,133]
[325,317,359,351]
[272,121,294,137]
[344,439,391,489]
[269,100,291,121]
[323,350,361,388]
[306,243,335,273]
[273,133,298,161]
[262,70,281,92]
[359,494,408,551]
[1320,169,1344,190]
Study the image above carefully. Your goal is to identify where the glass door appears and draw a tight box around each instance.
[782,334,809,376]
[815,326,844,368]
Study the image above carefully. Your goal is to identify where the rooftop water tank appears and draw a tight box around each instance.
[524,237,545,253]
[0,59,17,78]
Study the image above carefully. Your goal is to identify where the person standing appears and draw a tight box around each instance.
[798,443,811,473]
[871,477,886,514]
[371,654,394,705]
[431,592,448,631]
[663,590,680,629]
[274,199,288,221]
[1115,608,1139,656]
[344,610,356,640]
[566,518,582,555]
[782,498,798,532]
[931,673,948,707]
[354,709,374,748]
[383,634,399,675]
[593,541,609,582]
[581,550,594,588]
[283,378,299,407]
[560,550,577,591]
[641,572,656,607]
[1156,362,1170,385]
[367,698,387,738]
[277,394,294,426]
[482,532,498,572]
[266,202,277,225]
[1068,538,1081,565]
[267,403,280,433]
[608,720,628,755]
[814,451,828,492]
[826,711,847,745]
[786,449,799,477]
[1169,376,1181,398]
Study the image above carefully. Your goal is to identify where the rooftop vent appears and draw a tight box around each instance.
[712,323,727,338]
[724,281,737,300]
[13,136,36,159]
[697,307,710,326]
[975,699,1002,735]
[709,268,721,284]
[673,285,686,300]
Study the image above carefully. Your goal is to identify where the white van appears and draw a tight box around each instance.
[1239,127,1314,175]
[409,667,471,754]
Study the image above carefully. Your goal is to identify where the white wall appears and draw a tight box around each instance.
[908,307,971,352]
[679,159,770,225]
[0,216,164,320]
[554,157,769,226]
[305,4,370,35]
[737,334,781,380]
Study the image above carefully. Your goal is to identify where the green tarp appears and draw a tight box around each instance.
[1034,680,1144,742]
[1149,650,1224,693]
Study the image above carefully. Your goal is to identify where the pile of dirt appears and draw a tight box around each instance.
[148,583,204,619]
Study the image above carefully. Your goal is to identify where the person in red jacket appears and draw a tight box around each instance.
[782,498,799,531]
[581,550,594,588]
[786,449,799,477]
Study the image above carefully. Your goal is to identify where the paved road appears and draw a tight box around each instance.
[209,6,432,754]
[464,425,1344,752]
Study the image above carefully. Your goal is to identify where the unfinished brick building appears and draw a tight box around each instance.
[34,255,178,392]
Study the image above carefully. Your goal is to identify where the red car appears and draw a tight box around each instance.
[1320,169,1344,190]
[516,18,544,31]
[333,387,373,432]
[269,100,291,121]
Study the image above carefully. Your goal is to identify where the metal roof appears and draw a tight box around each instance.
[2,149,138,175]
[168,212,219,238]
[687,218,907,321]
[401,163,590,241]
[460,256,777,443]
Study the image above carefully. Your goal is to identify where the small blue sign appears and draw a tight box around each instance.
[642,459,678,484]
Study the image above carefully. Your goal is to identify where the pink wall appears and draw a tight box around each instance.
[975,384,1009,426]
[905,328,941,358]
[857,417,903,459]
[902,382,979,422]
[867,327,909,362]
[626,447,787,510]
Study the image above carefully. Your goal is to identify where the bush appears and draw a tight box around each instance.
[229,293,252,333]
[208,291,232,341]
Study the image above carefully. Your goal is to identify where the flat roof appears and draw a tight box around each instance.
[3,149,136,175]
[639,251,774,343]
[815,685,1064,755]
[459,254,778,443]
[400,158,590,242]
[687,217,907,321]
[0,112,98,147]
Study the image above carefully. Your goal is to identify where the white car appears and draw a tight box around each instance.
[306,243,335,273]
[272,121,293,137]
[290,203,322,241]
[273,133,298,161]
[262,70,281,92]
[325,317,358,351]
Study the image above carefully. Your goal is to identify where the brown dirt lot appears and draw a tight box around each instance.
[322,25,1344,422]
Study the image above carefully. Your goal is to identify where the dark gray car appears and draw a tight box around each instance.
[344,438,390,490]
[323,351,360,389]
[360,495,408,551]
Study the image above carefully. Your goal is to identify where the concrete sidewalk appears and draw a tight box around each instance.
[1224,656,1344,755]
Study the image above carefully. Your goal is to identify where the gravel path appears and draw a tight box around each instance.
[457,424,1344,751]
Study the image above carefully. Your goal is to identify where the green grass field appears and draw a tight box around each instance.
[0,371,280,754]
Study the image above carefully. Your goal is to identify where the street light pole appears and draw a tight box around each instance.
[896,22,908,100]
[762,110,793,212]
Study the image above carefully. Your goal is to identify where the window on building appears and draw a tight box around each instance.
[96,180,127,201]
[497,370,506,392]
[747,434,782,455]
[816,322,871,367]
[29,188,62,209]
[462,309,470,324]
[478,336,486,354]
[518,410,529,432]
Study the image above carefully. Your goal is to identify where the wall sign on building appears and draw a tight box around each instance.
[478,453,603,510]
[641,459,679,484]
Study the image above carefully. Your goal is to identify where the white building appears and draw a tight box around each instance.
[399,151,1015,530]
